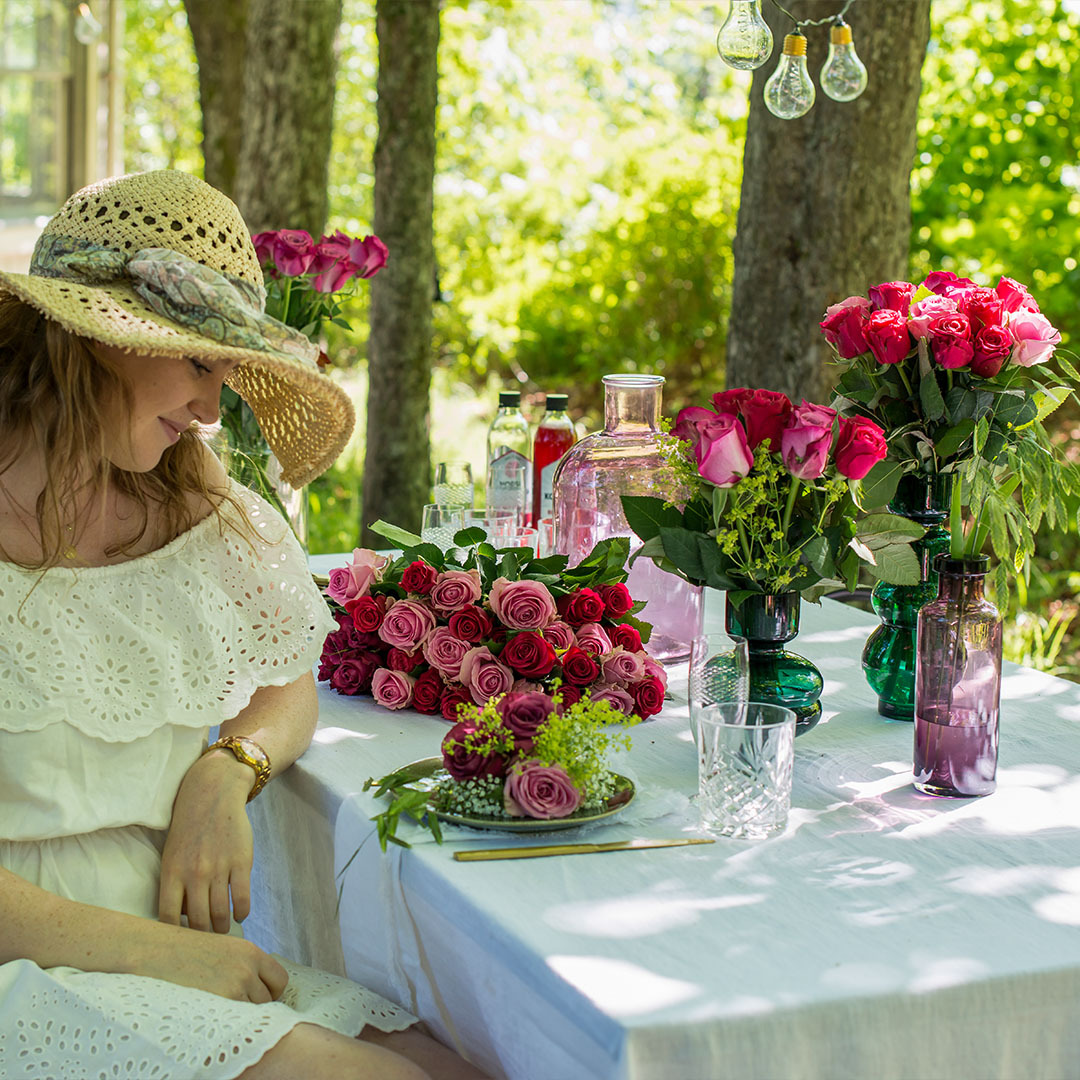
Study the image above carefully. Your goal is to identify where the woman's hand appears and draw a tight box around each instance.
[131,920,289,1003]
[158,751,256,933]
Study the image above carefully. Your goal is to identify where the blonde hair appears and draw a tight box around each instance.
[0,295,232,568]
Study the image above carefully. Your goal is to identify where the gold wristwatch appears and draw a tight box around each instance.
[204,736,272,801]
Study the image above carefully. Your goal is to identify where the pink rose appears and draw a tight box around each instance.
[739,388,793,451]
[834,416,888,480]
[371,668,415,710]
[907,294,959,339]
[574,622,613,656]
[695,413,754,488]
[495,691,557,754]
[422,626,472,681]
[922,271,976,296]
[601,646,646,685]
[995,276,1039,314]
[429,568,483,613]
[377,598,436,651]
[310,230,389,293]
[928,313,974,370]
[672,405,720,448]
[959,286,1004,330]
[970,324,1013,378]
[542,620,576,651]
[271,229,317,276]
[643,656,668,688]
[1008,310,1060,367]
[780,402,835,481]
[820,296,872,359]
[710,387,752,416]
[458,646,515,705]
[488,577,557,630]
[251,231,277,269]
[504,761,582,819]
[864,309,911,366]
[868,280,916,315]
[325,547,388,605]
[590,684,636,716]
[442,721,508,781]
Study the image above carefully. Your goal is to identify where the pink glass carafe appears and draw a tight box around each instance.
[552,374,703,662]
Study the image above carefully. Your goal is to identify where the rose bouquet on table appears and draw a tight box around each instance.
[317,524,668,723]
[363,687,636,847]
[621,388,924,602]
[820,271,1080,587]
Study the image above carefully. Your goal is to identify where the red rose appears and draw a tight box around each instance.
[556,685,582,711]
[959,286,1005,331]
[440,684,472,723]
[400,560,438,595]
[632,675,666,719]
[441,721,508,781]
[561,646,600,687]
[739,388,793,451]
[347,594,386,634]
[599,583,633,618]
[970,324,1013,378]
[329,653,379,696]
[448,605,493,644]
[500,631,558,679]
[868,280,916,315]
[710,387,752,416]
[557,588,605,628]
[412,668,445,714]
[864,309,911,366]
[386,647,422,672]
[929,313,974,370]
[834,416,888,481]
[610,623,643,653]
[820,296,871,359]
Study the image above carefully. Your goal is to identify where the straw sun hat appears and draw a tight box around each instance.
[0,170,355,487]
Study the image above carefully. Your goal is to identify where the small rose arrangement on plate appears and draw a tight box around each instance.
[363,687,636,849]
[820,271,1080,587]
[622,387,925,602]
[318,524,668,722]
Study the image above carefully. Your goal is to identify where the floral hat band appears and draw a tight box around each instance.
[31,234,319,367]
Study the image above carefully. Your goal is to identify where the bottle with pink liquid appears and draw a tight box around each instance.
[913,555,1002,797]
[551,374,703,663]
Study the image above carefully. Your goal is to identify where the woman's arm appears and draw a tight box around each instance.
[157,672,319,933]
[0,866,288,1002]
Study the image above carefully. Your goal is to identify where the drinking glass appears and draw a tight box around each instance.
[490,526,538,554]
[697,702,795,840]
[420,504,465,550]
[433,462,474,509]
[536,517,556,558]
[688,632,750,747]
[464,509,521,541]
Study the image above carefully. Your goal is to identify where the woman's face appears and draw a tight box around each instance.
[93,344,238,472]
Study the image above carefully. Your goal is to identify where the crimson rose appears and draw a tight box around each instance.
[500,631,557,679]
[632,675,666,718]
[610,623,642,653]
[441,721,508,781]
[440,684,471,723]
[347,594,386,634]
[448,605,492,644]
[400,560,437,595]
[561,646,600,686]
[599,583,633,618]
[557,588,605,628]
[411,669,444,714]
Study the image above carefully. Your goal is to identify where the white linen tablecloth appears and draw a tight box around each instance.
[246,580,1080,1080]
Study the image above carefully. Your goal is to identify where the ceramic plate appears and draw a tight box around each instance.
[392,757,635,833]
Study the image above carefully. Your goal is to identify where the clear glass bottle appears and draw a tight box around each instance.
[532,393,576,526]
[914,555,1002,797]
[485,390,531,525]
[552,374,703,663]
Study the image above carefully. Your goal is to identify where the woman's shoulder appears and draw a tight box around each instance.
[181,439,230,528]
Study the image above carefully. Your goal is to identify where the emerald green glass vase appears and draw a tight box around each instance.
[725,592,823,736]
[862,472,952,720]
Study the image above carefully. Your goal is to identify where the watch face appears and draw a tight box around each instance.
[236,738,269,766]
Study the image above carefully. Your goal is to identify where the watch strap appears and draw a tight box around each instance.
[205,735,272,801]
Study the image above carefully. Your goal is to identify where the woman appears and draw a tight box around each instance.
[0,171,480,1080]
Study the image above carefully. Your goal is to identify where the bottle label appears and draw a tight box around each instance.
[487,448,529,512]
[538,459,560,520]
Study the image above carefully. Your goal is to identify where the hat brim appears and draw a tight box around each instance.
[0,269,355,487]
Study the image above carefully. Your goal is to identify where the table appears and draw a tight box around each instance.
[246,578,1080,1080]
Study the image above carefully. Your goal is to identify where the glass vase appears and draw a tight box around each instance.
[913,555,1002,797]
[215,394,309,552]
[862,472,952,720]
[725,591,823,736]
[552,374,703,662]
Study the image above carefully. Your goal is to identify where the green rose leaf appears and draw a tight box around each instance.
[919,370,946,422]
[934,419,975,460]
[860,542,922,585]
[371,519,423,549]
[856,512,925,547]
[855,459,903,509]
[621,496,681,542]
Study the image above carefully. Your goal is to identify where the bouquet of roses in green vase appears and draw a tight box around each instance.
[623,388,924,733]
[218,227,387,546]
[820,270,1080,718]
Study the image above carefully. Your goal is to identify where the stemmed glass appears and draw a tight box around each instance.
[420,504,465,550]
[688,631,750,747]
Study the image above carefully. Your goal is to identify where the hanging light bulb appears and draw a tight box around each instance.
[716,0,773,71]
[764,30,815,119]
[74,2,103,44]
[820,18,868,101]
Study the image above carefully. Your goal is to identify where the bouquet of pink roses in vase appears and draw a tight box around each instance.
[363,687,637,847]
[318,524,668,724]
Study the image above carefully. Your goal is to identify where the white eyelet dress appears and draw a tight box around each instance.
[0,483,416,1079]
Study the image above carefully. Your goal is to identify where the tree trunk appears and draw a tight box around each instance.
[184,0,248,199]
[184,0,341,236]
[726,0,932,403]
[361,0,439,543]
